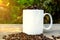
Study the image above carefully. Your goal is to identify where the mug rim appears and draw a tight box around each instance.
[23,9,43,11]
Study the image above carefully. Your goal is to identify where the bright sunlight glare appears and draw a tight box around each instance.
[6,2,9,6]
[0,0,3,4]
[0,0,9,7]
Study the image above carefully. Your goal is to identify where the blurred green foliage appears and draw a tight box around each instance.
[0,0,60,24]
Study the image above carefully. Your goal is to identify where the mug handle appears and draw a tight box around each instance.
[44,13,53,30]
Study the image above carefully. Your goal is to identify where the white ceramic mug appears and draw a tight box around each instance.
[23,9,53,35]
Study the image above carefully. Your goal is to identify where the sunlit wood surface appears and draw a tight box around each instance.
[0,24,60,40]
[0,24,22,32]
[0,24,22,40]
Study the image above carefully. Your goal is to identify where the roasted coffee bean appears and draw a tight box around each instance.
[34,36,42,40]
[52,35,56,40]
[3,35,6,39]
[3,32,55,40]
[5,37,11,40]
[56,36,60,39]
[8,34,15,37]
[52,35,60,40]
[39,34,44,38]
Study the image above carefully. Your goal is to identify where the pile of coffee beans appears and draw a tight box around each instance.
[3,32,60,40]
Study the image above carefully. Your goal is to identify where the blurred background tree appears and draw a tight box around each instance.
[0,0,60,24]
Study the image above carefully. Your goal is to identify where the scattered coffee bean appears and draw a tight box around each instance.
[52,35,60,40]
[52,35,56,40]
[3,35,6,39]
[3,32,59,40]
[56,36,60,39]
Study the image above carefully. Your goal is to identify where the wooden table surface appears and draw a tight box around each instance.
[44,24,60,36]
[0,24,60,40]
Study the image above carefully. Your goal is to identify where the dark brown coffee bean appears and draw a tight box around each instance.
[52,35,60,40]
[3,32,54,40]
[35,36,42,40]
[52,35,56,40]
[56,36,60,39]
[5,37,11,40]
[39,34,44,38]
[9,34,15,37]
[3,35,6,39]
[10,38,15,40]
